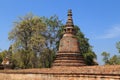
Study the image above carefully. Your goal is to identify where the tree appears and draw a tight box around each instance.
[9,14,62,68]
[0,50,8,64]
[56,25,97,65]
[101,52,110,64]
[109,55,120,65]
[9,14,46,68]
[39,15,62,67]
[102,53,120,65]
[116,41,120,53]
[102,42,120,65]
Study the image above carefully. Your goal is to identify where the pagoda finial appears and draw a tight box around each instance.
[64,9,75,35]
[66,9,74,27]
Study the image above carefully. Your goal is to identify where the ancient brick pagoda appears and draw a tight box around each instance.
[53,10,86,67]
[1,10,120,80]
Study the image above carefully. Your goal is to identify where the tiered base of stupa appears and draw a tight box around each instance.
[52,52,86,67]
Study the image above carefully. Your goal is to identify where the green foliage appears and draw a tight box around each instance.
[43,15,62,51]
[102,42,120,65]
[0,50,8,63]
[116,41,120,53]
[39,49,55,68]
[9,14,46,51]
[9,14,47,68]
[101,52,110,64]
[39,15,62,67]
[12,49,36,68]
[102,53,120,65]
[9,14,62,68]
[109,55,120,65]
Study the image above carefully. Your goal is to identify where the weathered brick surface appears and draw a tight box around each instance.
[0,73,119,80]
[0,65,120,80]
[53,53,86,67]
[59,37,80,52]
[1,65,120,74]
[52,10,87,67]
[1,10,119,80]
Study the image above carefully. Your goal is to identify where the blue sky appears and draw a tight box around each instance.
[0,0,120,65]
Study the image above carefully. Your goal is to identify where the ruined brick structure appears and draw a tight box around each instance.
[0,10,120,80]
[1,46,13,69]
[0,65,120,80]
[53,9,86,67]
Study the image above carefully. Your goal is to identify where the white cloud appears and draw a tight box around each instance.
[98,25,120,39]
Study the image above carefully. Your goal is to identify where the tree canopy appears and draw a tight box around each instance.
[116,41,120,53]
[8,14,62,68]
[101,42,120,65]
[0,13,97,68]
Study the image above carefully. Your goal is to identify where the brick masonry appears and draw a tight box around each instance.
[58,36,80,52]
[52,9,86,67]
[1,10,119,80]
[0,73,119,80]
[0,65,120,80]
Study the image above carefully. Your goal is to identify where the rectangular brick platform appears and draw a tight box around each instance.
[0,65,120,80]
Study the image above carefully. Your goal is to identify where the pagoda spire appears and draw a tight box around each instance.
[66,9,74,27]
[64,9,75,36]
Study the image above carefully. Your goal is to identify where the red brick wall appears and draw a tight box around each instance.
[59,37,80,52]
[0,73,119,80]
[0,65,120,80]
